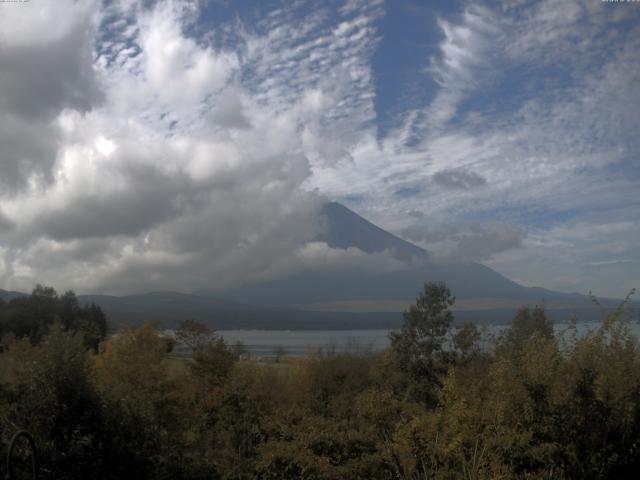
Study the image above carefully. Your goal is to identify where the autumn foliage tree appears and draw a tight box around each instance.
[175,318,213,351]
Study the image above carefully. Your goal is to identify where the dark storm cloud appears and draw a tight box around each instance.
[0,117,60,195]
[0,22,103,121]
[0,14,103,193]
[34,165,198,240]
[432,168,487,190]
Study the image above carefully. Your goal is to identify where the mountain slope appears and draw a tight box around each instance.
[0,289,28,301]
[317,202,428,262]
[219,202,594,309]
[77,291,401,329]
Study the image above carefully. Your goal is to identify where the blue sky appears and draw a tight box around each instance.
[0,0,638,297]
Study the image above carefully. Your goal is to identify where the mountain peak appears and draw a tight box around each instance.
[318,202,428,263]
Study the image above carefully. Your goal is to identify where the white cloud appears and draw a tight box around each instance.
[0,0,390,295]
[396,5,499,142]
[307,1,640,297]
[138,2,238,109]
[401,222,525,263]
[485,212,640,298]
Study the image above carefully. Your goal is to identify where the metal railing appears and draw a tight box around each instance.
[5,429,37,480]
[1,411,37,480]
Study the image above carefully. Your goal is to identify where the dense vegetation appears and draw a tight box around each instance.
[0,283,639,479]
[0,285,107,350]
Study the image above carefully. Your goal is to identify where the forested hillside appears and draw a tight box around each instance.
[0,284,638,479]
[0,286,107,349]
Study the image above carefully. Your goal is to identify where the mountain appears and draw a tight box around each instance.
[318,202,428,262]
[76,291,400,330]
[0,289,27,302]
[1,204,625,329]
[216,203,602,311]
[94,203,624,328]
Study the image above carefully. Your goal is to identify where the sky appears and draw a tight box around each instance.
[0,0,638,298]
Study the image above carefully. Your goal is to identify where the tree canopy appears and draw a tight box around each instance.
[0,285,107,349]
[1,282,639,479]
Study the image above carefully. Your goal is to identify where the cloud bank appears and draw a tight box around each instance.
[0,0,372,293]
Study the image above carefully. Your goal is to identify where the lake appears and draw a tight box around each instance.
[217,320,640,357]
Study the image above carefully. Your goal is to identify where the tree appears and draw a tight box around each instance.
[273,345,287,363]
[59,290,81,331]
[191,336,238,389]
[6,324,104,477]
[0,287,107,349]
[497,305,554,356]
[91,324,187,478]
[78,302,108,351]
[389,281,455,405]
[232,340,246,357]
[453,321,482,361]
[11,285,59,343]
[175,319,213,352]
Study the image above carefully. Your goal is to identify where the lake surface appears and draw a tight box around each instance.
[218,321,640,357]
